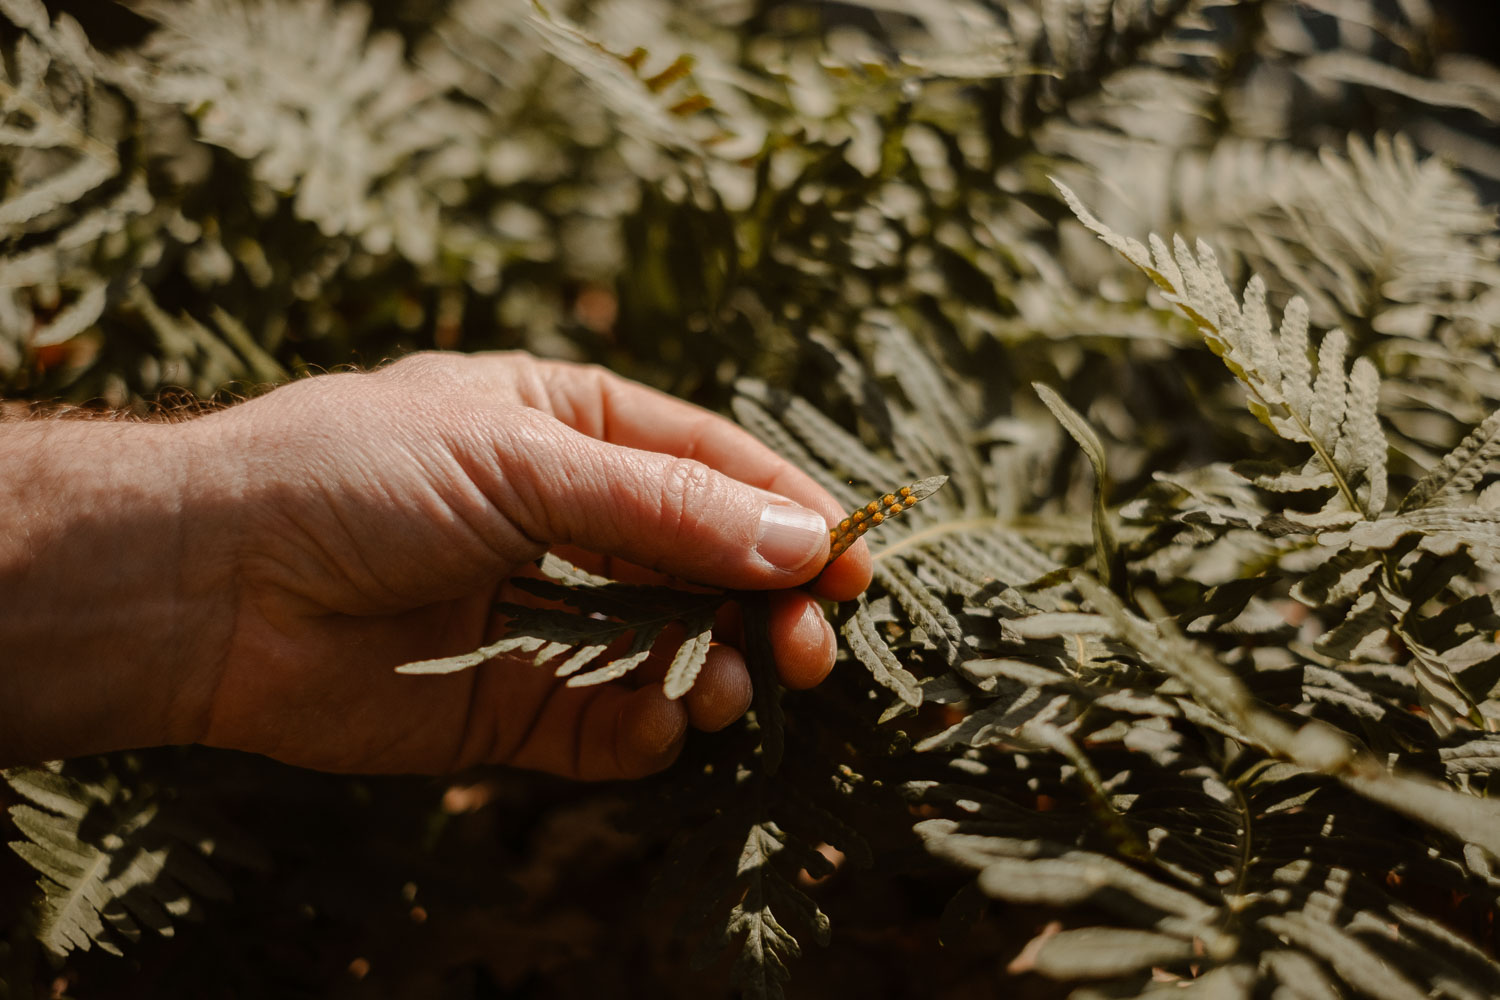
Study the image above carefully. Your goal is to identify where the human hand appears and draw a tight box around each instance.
[139,352,871,777]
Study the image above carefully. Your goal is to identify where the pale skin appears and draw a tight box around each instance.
[0,352,872,778]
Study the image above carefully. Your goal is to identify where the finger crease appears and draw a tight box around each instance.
[569,691,591,779]
[505,672,563,765]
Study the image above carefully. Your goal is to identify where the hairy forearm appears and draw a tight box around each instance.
[0,417,233,764]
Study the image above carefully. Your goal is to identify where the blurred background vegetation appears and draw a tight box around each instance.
[3,0,1500,997]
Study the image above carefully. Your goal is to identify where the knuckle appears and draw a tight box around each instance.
[495,411,576,538]
[376,352,470,394]
[381,350,447,377]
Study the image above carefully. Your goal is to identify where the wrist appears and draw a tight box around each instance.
[0,415,237,763]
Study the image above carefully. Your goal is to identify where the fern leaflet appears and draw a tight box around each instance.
[6,765,267,957]
[1057,179,1390,519]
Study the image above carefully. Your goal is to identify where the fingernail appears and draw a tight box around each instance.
[756,504,827,571]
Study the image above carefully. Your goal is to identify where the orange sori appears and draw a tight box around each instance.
[826,475,948,564]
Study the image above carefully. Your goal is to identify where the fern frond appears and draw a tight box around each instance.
[863,315,987,509]
[1401,408,1500,512]
[871,561,964,658]
[1077,577,1500,856]
[140,0,477,261]
[915,663,1075,752]
[396,555,724,694]
[745,383,902,503]
[1338,507,1500,551]
[0,2,142,364]
[522,0,720,153]
[730,388,868,509]
[6,766,266,957]
[1289,548,1381,607]
[841,599,924,710]
[663,608,717,701]
[826,474,947,563]
[0,16,117,226]
[1314,590,1391,660]
[1061,132,1500,349]
[1059,180,1397,522]
[982,0,1201,141]
[1256,134,1498,336]
[392,634,553,677]
[667,808,835,1000]
[1034,383,1120,588]
[398,474,949,696]
[1343,358,1388,513]
[718,823,821,1000]
[640,686,867,999]
[912,587,1500,997]
[1309,328,1350,447]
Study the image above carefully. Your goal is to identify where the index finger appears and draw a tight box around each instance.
[517,357,873,600]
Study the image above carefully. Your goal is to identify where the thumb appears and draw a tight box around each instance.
[494,415,830,589]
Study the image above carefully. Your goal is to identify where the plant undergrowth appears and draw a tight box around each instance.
[4,0,1500,996]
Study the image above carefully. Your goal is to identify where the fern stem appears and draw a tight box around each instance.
[1250,383,1365,517]
[1223,776,1253,926]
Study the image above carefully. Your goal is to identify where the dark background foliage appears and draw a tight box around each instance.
[3,0,1500,997]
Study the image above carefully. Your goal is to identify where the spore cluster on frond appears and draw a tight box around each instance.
[6,0,1500,996]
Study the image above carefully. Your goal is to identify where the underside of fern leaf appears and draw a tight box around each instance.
[395,554,726,697]
[397,480,949,700]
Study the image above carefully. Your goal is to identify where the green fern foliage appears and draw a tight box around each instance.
[521,1,721,152]
[395,554,724,695]
[139,0,479,259]
[5,765,266,957]
[0,0,129,369]
[1058,179,1391,519]
[1034,382,1120,587]
[1062,184,1500,735]
[1402,407,1500,513]
[714,179,1500,995]
[735,347,1066,720]
[6,0,1500,996]
[396,482,951,702]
